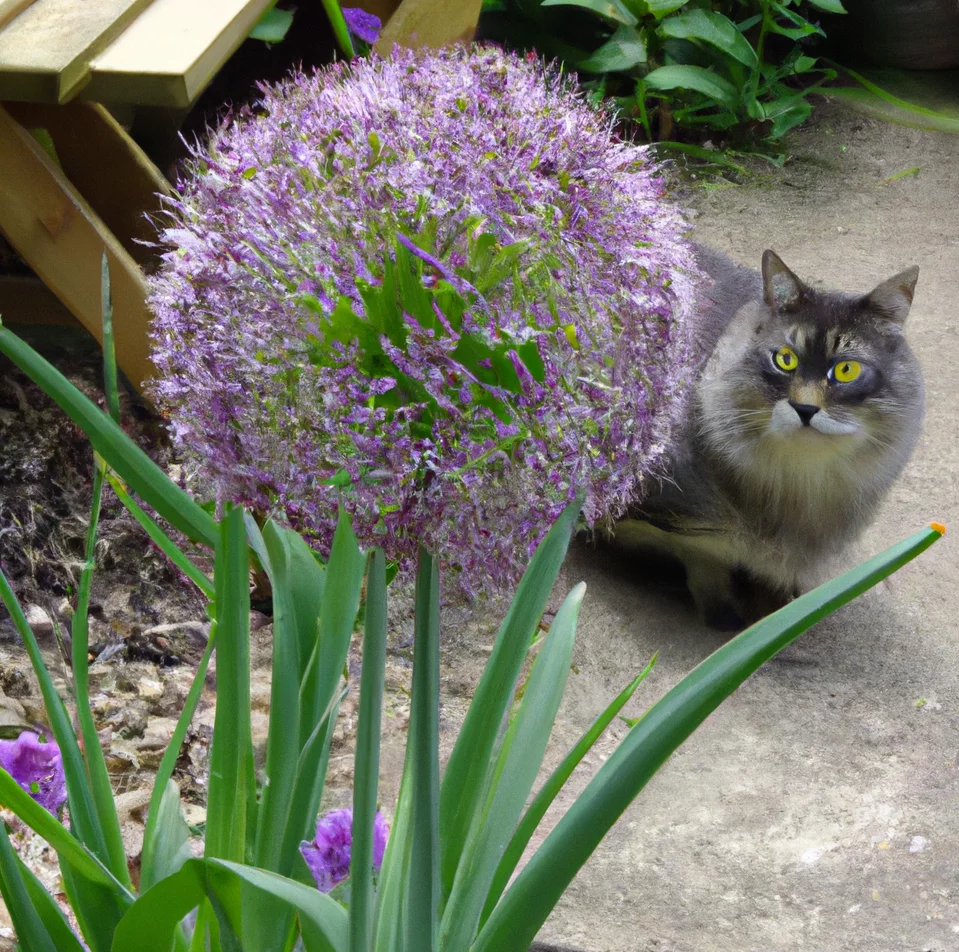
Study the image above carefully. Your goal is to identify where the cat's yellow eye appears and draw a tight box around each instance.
[774,346,798,372]
[832,360,862,383]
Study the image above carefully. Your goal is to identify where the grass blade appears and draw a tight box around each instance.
[204,505,255,863]
[473,523,944,952]
[350,548,388,952]
[71,459,131,886]
[16,855,87,952]
[106,474,214,600]
[440,582,585,950]
[141,623,215,883]
[438,497,580,900]
[480,657,656,926]
[100,252,121,425]
[0,326,217,549]
[401,549,441,952]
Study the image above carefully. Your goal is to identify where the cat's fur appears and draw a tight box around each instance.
[613,245,924,629]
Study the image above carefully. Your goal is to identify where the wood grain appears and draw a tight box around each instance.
[0,0,36,31]
[85,0,273,108]
[0,104,156,389]
[0,0,155,103]
[4,100,171,267]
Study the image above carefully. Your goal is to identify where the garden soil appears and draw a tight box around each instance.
[0,96,957,951]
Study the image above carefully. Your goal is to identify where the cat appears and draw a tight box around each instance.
[612,245,924,630]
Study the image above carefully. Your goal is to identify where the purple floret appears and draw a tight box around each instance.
[148,46,698,596]
[0,732,67,813]
[342,7,382,44]
[300,808,390,892]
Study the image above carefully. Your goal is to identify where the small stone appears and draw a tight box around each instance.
[143,621,210,645]
[837,226,849,235]
[910,835,930,853]
[138,678,164,699]
[249,610,272,632]
[24,605,53,638]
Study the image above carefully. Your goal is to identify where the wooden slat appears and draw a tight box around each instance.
[3,100,171,267]
[0,104,156,390]
[0,0,155,103]
[84,0,273,108]
[0,0,36,31]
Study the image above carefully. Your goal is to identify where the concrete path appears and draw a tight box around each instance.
[528,101,959,952]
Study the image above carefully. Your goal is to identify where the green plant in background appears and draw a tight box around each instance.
[481,0,846,141]
[0,264,944,950]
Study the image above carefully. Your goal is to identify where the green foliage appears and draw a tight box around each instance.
[0,278,944,950]
[481,0,847,141]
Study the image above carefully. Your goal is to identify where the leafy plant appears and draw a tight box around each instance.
[481,0,847,141]
[0,269,944,950]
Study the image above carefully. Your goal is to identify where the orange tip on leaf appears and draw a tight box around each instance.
[930,522,946,536]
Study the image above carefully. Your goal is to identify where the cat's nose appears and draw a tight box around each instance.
[788,400,820,425]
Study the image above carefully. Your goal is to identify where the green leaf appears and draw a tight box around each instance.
[141,628,215,891]
[0,328,217,549]
[205,506,255,864]
[350,549,388,952]
[0,771,126,892]
[106,474,214,600]
[658,9,757,67]
[541,0,637,27]
[438,497,580,902]
[0,819,60,952]
[768,99,813,138]
[805,0,845,12]
[577,24,647,73]
[643,0,690,17]
[472,523,944,952]
[643,64,740,109]
[440,582,585,949]
[100,253,121,425]
[112,859,349,952]
[480,659,656,925]
[249,6,294,42]
[16,854,88,952]
[401,550,441,951]
[140,781,192,893]
[0,568,113,873]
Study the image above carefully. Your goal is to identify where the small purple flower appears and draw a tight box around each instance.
[0,732,67,813]
[300,808,390,893]
[342,7,382,45]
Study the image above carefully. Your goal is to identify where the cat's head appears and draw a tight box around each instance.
[699,251,924,479]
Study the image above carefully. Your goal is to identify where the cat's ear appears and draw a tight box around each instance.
[761,250,804,312]
[864,266,919,325]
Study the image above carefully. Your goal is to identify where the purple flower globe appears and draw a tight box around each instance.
[300,808,390,892]
[0,731,67,813]
[149,46,697,594]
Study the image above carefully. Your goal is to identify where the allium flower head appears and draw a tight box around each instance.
[0,731,66,813]
[149,46,698,595]
[300,808,389,892]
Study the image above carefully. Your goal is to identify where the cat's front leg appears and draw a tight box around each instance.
[611,519,745,630]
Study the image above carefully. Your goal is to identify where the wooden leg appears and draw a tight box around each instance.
[0,102,157,392]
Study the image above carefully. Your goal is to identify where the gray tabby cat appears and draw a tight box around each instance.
[614,246,924,630]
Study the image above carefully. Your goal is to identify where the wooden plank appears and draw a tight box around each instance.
[0,0,37,31]
[84,0,273,108]
[0,104,156,390]
[0,0,155,104]
[3,100,171,267]
[376,0,482,51]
